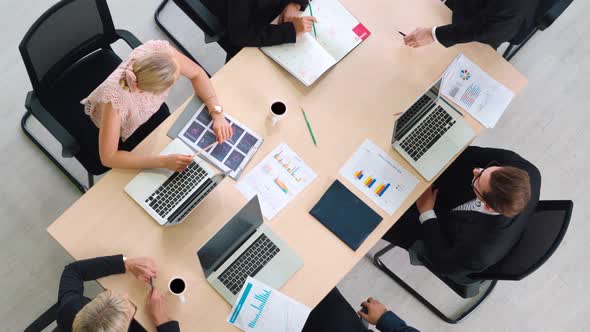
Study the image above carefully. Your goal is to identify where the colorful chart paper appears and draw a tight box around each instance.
[237,144,317,220]
[227,277,311,332]
[340,139,418,215]
[440,54,515,128]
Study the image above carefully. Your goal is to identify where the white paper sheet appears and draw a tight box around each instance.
[227,277,311,332]
[237,144,317,220]
[440,54,515,128]
[178,104,263,179]
[340,139,419,215]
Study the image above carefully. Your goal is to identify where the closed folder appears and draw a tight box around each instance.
[310,180,383,251]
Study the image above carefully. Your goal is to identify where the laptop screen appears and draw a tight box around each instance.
[197,196,263,277]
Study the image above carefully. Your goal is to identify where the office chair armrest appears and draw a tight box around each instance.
[115,29,142,49]
[173,0,226,42]
[25,91,80,158]
[538,0,574,30]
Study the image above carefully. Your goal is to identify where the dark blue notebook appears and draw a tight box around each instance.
[310,180,383,251]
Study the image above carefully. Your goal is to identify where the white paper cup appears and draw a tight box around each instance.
[168,277,186,303]
[270,102,287,126]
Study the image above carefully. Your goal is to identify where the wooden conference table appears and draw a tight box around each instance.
[48,0,527,330]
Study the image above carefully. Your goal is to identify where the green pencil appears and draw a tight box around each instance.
[309,4,318,39]
[301,108,317,146]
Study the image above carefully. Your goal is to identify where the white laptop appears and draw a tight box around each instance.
[391,79,475,180]
[125,138,225,226]
[197,196,303,304]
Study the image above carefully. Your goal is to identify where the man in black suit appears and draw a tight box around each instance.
[58,255,180,332]
[382,146,541,276]
[403,0,538,49]
[201,0,317,60]
[303,288,420,332]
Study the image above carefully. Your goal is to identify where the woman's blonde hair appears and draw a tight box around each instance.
[72,290,131,332]
[120,50,179,94]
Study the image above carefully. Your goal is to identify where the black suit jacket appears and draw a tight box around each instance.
[421,146,541,276]
[436,0,538,48]
[57,255,180,332]
[202,0,309,57]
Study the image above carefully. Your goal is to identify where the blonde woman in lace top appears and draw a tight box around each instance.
[82,40,232,172]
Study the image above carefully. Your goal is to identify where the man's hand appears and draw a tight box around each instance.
[358,297,388,325]
[125,257,157,284]
[279,3,302,24]
[403,27,435,48]
[211,113,233,143]
[146,288,170,327]
[293,16,318,37]
[416,186,439,213]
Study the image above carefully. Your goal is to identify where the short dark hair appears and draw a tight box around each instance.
[482,166,531,217]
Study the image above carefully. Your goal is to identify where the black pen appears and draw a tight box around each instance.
[149,277,154,289]
[398,31,406,37]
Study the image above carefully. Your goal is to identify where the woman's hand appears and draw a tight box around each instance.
[160,154,194,172]
[211,113,233,143]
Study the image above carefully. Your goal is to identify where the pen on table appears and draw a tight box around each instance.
[398,31,406,37]
[301,108,317,146]
[309,4,318,39]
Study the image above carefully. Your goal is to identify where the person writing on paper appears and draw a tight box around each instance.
[57,255,181,332]
[201,0,318,60]
[381,146,540,277]
[82,40,232,173]
[303,288,419,332]
[402,0,537,49]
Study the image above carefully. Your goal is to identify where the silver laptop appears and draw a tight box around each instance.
[125,138,225,226]
[392,79,475,181]
[197,196,303,304]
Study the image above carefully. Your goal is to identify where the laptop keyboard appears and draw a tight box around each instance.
[394,94,435,141]
[400,106,456,161]
[398,95,433,128]
[145,161,208,218]
[217,234,280,295]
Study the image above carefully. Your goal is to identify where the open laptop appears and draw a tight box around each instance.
[392,79,475,180]
[197,196,303,304]
[125,138,225,227]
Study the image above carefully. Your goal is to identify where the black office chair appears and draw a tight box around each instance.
[25,302,60,332]
[19,0,148,192]
[503,0,574,61]
[155,0,227,74]
[373,200,573,324]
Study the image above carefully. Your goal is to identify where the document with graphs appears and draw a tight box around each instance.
[227,277,311,332]
[260,0,370,86]
[236,144,317,220]
[440,54,515,128]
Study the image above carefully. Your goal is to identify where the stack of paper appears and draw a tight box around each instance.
[227,277,311,332]
[440,54,515,128]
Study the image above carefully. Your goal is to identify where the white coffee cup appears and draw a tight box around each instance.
[168,277,186,303]
[270,101,287,126]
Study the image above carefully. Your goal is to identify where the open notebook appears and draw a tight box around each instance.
[261,0,370,86]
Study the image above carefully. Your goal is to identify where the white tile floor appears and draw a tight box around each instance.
[1,0,588,331]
